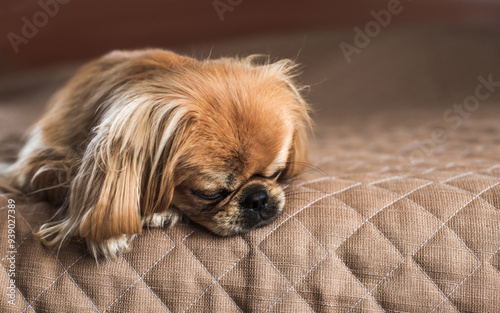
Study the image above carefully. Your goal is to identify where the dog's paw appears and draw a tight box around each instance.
[87,234,136,260]
[143,211,181,228]
[81,211,182,260]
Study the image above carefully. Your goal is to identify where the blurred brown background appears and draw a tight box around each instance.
[1,0,500,72]
[1,0,500,142]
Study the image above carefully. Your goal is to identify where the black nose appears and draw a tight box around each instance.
[241,190,269,212]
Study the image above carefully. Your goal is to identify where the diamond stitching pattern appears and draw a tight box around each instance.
[413,227,481,296]
[259,214,327,312]
[182,229,249,312]
[108,230,175,312]
[2,164,500,312]
[336,222,404,292]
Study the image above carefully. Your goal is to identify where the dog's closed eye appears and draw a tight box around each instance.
[268,169,283,180]
[191,189,229,201]
[253,169,283,180]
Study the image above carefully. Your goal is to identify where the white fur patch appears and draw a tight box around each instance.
[143,211,181,228]
[87,234,136,259]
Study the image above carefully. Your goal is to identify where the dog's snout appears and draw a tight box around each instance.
[241,190,269,212]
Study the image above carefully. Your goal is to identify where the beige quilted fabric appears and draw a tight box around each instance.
[1,27,500,312]
[1,114,500,312]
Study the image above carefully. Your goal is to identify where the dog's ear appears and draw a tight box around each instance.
[32,49,196,247]
[75,103,191,242]
[284,108,311,178]
[282,96,311,178]
[265,58,312,178]
[76,142,144,241]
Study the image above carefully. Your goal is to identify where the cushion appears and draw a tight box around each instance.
[1,27,500,312]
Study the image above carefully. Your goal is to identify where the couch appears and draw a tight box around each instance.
[1,26,499,312]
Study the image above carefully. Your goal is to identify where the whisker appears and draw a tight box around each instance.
[293,161,330,178]
[284,191,320,198]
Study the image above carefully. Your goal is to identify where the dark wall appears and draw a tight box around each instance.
[1,0,500,73]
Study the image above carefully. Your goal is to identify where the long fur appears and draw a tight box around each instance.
[0,49,311,259]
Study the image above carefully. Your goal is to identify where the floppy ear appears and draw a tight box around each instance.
[76,141,144,241]
[268,59,312,178]
[246,56,312,178]
[32,49,197,247]
[282,96,312,178]
[34,100,191,248]
[284,109,311,178]
[74,103,190,242]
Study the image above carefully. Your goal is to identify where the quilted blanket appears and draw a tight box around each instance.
[1,27,500,312]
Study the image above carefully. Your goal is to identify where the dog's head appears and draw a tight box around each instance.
[71,50,311,240]
[168,57,311,235]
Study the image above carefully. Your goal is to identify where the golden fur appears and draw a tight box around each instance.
[0,49,311,259]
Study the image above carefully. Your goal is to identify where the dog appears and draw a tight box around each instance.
[0,49,311,259]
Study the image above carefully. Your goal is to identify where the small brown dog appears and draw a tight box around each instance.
[0,49,311,258]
